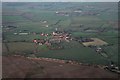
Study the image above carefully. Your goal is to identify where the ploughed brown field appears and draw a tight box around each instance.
[82,38,108,47]
[2,56,118,78]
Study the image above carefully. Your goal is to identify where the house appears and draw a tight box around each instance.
[19,33,29,35]
[74,10,82,13]
[14,33,18,35]
[55,11,59,14]
[45,34,49,37]
[33,39,37,43]
[33,39,46,45]
[42,20,47,23]
[96,47,102,52]
[45,41,51,46]
[37,39,46,45]
[52,31,58,36]
[45,25,49,27]
[41,33,44,36]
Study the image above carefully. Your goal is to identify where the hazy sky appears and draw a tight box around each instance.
[1,0,120,2]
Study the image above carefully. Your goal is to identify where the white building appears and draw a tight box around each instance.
[19,33,29,35]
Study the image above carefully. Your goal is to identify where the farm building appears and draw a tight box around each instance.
[33,39,51,46]
[33,39,46,44]
[52,31,71,42]
[41,20,48,23]
[13,33,18,35]
[19,33,29,35]
[74,10,82,13]
[55,11,69,16]
[45,25,49,27]
[55,11,59,14]
[33,39,37,43]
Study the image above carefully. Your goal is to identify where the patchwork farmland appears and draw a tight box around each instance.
[2,2,119,78]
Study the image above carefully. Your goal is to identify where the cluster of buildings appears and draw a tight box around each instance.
[73,9,83,14]
[13,31,50,36]
[33,39,51,46]
[51,30,71,42]
[32,30,72,50]
[55,9,83,17]
[55,11,69,16]
[55,9,99,17]
[104,61,120,74]
[14,32,29,35]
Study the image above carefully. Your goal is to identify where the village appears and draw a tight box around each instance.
[2,25,116,56]
[2,21,120,74]
[2,2,119,78]
[3,25,109,53]
[2,24,119,75]
[15,28,120,73]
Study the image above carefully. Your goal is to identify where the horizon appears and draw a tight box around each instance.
[2,0,120,2]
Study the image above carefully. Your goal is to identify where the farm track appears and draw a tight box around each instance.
[54,20,62,25]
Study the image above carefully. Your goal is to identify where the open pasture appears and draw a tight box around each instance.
[2,41,109,65]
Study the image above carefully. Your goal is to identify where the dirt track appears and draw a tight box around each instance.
[2,56,119,78]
